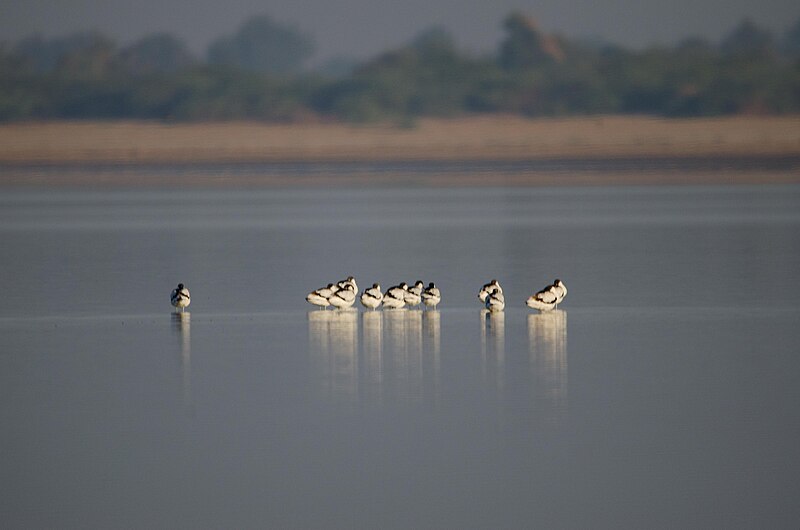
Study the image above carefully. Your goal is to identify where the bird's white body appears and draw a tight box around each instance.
[421,283,441,308]
[306,283,338,309]
[360,284,383,310]
[526,288,557,312]
[526,279,566,312]
[485,288,505,312]
[550,279,567,307]
[383,283,408,309]
[478,280,503,303]
[171,284,191,311]
[329,284,357,309]
[404,281,424,308]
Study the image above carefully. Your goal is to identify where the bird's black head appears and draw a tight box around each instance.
[177,283,184,290]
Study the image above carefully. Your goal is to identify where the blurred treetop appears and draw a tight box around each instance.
[1,12,799,122]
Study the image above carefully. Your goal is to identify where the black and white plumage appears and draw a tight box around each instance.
[171,283,191,311]
[306,283,338,309]
[404,280,424,308]
[421,282,441,309]
[383,283,408,309]
[478,279,503,303]
[360,283,383,310]
[337,276,358,295]
[485,287,505,312]
[526,287,557,312]
[550,279,567,308]
[526,279,566,312]
[329,284,357,309]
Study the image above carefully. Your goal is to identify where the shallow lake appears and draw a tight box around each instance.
[1,184,799,528]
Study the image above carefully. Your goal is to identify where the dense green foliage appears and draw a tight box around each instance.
[1,13,799,122]
[207,15,314,75]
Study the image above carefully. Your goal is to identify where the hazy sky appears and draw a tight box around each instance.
[1,0,799,63]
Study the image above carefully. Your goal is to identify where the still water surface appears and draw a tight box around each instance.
[1,185,799,528]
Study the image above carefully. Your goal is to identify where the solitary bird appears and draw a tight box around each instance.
[404,280,424,308]
[306,283,338,309]
[171,283,191,312]
[485,287,505,312]
[383,283,408,309]
[329,283,357,309]
[421,282,441,309]
[360,283,383,310]
[478,279,503,303]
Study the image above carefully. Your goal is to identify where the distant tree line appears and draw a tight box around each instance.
[1,13,800,122]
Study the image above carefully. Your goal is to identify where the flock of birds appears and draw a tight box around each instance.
[476,278,567,312]
[303,277,567,313]
[169,277,567,313]
[306,277,441,311]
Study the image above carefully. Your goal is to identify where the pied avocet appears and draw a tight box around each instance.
[478,279,503,303]
[171,283,191,312]
[485,287,505,312]
[383,283,408,309]
[421,282,441,309]
[360,283,383,310]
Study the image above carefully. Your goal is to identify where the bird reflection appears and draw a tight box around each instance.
[329,311,359,402]
[383,309,441,405]
[406,309,423,402]
[527,310,568,423]
[308,310,332,399]
[383,309,411,403]
[422,310,441,406]
[171,311,192,409]
[361,311,383,405]
[481,309,505,395]
[307,309,332,369]
[308,310,358,404]
[308,309,442,407]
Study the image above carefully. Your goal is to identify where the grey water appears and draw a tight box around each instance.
[1,184,799,528]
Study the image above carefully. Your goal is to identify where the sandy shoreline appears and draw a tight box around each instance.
[2,115,799,186]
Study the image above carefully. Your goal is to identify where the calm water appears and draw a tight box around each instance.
[1,184,799,528]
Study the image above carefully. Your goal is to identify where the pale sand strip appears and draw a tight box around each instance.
[2,166,799,188]
[2,115,800,164]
